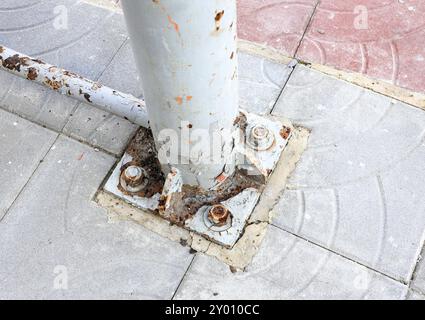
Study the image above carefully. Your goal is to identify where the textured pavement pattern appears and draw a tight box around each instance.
[238,0,425,94]
[272,66,425,284]
[0,0,425,299]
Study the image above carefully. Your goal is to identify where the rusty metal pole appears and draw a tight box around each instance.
[0,45,149,127]
[121,0,239,190]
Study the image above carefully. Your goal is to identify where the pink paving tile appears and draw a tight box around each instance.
[297,0,425,93]
[237,0,318,56]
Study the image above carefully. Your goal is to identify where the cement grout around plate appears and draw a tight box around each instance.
[96,122,309,270]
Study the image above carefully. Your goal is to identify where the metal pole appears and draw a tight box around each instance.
[0,45,149,127]
[121,0,239,190]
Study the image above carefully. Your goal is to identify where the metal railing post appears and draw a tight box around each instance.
[121,0,239,190]
[0,45,149,127]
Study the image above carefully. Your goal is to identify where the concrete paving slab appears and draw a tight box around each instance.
[0,0,126,75]
[239,52,295,114]
[62,104,138,155]
[96,41,143,98]
[0,0,128,132]
[0,70,79,132]
[406,290,425,300]
[62,41,139,155]
[0,109,57,222]
[238,0,318,56]
[0,0,420,300]
[0,135,193,299]
[411,247,425,294]
[297,0,425,93]
[272,65,425,282]
[175,226,407,300]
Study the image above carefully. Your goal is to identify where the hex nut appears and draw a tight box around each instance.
[120,165,148,193]
[208,204,231,227]
[247,124,275,151]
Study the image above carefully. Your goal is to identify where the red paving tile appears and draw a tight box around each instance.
[296,0,425,93]
[237,0,318,56]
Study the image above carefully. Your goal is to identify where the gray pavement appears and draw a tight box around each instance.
[272,66,425,284]
[1,0,425,299]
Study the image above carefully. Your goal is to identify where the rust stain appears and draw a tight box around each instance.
[234,112,248,132]
[159,169,262,226]
[119,127,264,227]
[280,126,291,140]
[31,58,45,64]
[175,95,192,105]
[208,204,230,227]
[27,67,38,80]
[63,70,81,78]
[118,128,165,199]
[154,1,182,39]
[91,82,102,90]
[167,15,180,36]
[0,46,4,54]
[215,173,227,183]
[2,54,29,72]
[175,96,183,105]
[215,10,225,31]
[44,77,63,90]
[215,10,224,21]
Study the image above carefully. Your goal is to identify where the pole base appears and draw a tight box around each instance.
[102,110,292,248]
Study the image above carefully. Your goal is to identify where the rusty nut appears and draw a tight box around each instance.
[208,204,231,227]
[247,124,275,151]
[120,165,148,193]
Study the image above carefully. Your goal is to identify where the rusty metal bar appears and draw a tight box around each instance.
[121,0,239,190]
[0,45,149,128]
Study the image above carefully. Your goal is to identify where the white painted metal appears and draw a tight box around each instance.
[237,111,292,178]
[121,0,239,190]
[0,45,149,127]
